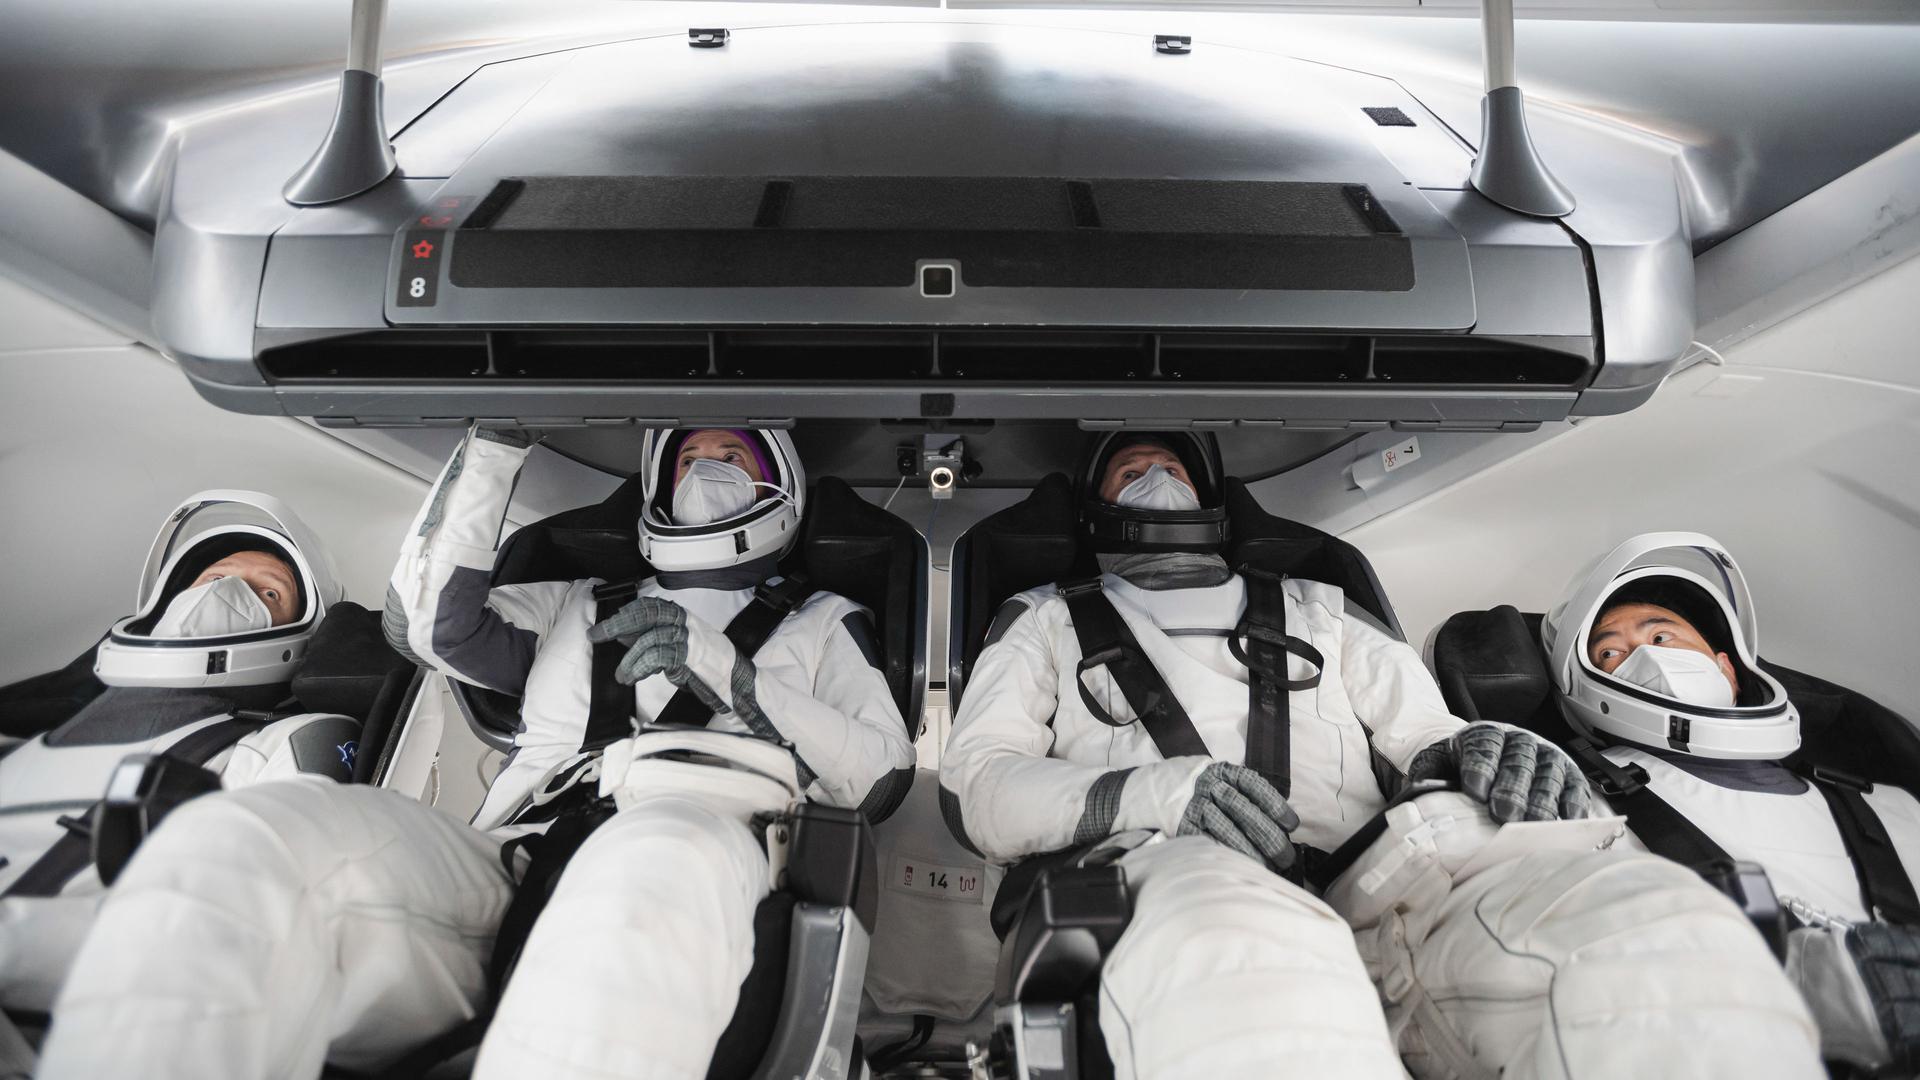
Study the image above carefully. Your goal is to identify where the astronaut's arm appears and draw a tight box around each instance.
[215,712,363,786]
[1339,607,1469,774]
[937,597,1209,863]
[384,424,569,694]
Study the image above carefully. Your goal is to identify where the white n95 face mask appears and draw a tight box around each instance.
[672,458,763,526]
[1115,464,1200,513]
[151,574,273,638]
[1613,644,1736,708]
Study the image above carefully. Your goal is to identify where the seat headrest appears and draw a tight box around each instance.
[1429,606,1554,725]
[1222,478,1403,639]
[291,602,415,720]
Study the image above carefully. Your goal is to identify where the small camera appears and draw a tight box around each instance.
[923,439,966,501]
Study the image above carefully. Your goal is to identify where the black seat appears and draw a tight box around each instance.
[424,471,926,1080]
[946,472,1409,1080]
[1429,605,1920,786]
[949,470,1406,705]
[289,600,421,784]
[453,474,926,751]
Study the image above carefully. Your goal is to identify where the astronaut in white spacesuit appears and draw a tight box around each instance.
[38,426,914,1080]
[1546,532,1920,1074]
[940,434,1823,1080]
[0,491,360,1016]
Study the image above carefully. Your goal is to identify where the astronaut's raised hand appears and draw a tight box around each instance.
[1408,721,1592,823]
[1174,762,1301,874]
[588,595,732,710]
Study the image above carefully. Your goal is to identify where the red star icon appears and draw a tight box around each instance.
[411,240,436,259]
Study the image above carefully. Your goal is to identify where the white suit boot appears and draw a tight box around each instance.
[1097,836,1406,1080]
[473,794,771,1080]
[39,780,512,1080]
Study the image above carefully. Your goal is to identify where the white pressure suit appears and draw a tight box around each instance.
[0,689,358,1013]
[940,567,1823,1080]
[40,426,914,1080]
[2,490,360,1017]
[1544,533,1920,1072]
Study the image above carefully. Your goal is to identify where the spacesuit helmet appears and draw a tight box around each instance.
[94,490,344,689]
[1074,430,1228,554]
[1542,532,1798,760]
[639,428,807,572]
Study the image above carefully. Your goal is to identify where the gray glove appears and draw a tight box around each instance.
[586,595,730,712]
[1177,763,1301,875]
[1407,722,1591,823]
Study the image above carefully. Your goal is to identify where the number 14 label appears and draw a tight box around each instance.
[889,854,981,904]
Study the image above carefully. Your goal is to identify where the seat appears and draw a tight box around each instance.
[945,472,1409,1080]
[1429,604,1920,795]
[430,471,929,1080]
[453,473,926,754]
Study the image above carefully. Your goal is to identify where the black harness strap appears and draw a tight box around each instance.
[584,580,643,749]
[1228,568,1322,799]
[1564,736,1735,868]
[1059,578,1209,761]
[655,575,816,728]
[1811,768,1920,926]
[2,715,259,899]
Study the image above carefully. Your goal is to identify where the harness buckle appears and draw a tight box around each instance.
[1595,762,1649,798]
[1811,764,1873,793]
[1057,578,1105,600]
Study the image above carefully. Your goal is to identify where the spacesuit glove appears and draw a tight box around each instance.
[587,595,737,714]
[1174,762,1301,875]
[1848,923,1920,1075]
[1407,721,1591,823]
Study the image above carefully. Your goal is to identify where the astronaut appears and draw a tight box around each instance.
[1546,532,1920,1074]
[940,434,1822,1080]
[0,491,359,1014]
[38,426,914,1080]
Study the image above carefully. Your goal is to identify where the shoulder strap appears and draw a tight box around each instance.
[587,575,819,743]
[1565,736,1736,868]
[1228,569,1322,799]
[584,580,644,750]
[1808,767,1920,925]
[2,715,260,900]
[1059,578,1209,761]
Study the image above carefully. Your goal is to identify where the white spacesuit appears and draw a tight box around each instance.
[0,491,360,1015]
[38,427,913,1080]
[1544,533,1920,1073]
[940,434,1822,1080]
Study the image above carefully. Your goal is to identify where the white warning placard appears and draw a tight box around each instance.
[888,854,984,904]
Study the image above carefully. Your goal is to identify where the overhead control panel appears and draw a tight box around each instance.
[146,22,1688,428]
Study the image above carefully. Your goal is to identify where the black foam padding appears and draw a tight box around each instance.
[450,176,1414,292]
[704,892,795,1080]
[1363,106,1416,127]
[0,638,107,739]
[471,472,924,729]
[1431,608,1920,786]
[1429,607,1557,731]
[952,473,1083,699]
[1222,478,1404,639]
[292,601,416,721]
[786,802,879,931]
[1773,661,1920,789]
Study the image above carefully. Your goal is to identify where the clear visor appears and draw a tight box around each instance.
[1611,543,1745,617]
[136,500,304,613]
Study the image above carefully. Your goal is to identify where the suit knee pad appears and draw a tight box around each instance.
[1378,849,1821,1080]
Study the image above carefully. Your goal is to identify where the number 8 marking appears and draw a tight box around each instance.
[409,276,427,298]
